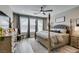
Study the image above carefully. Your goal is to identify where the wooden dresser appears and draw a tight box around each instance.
[0,36,11,53]
[71,34,79,49]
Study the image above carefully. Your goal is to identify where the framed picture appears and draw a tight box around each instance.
[76,18,79,26]
[55,16,65,23]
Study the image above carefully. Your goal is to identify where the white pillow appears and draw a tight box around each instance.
[58,29,67,33]
[50,28,66,33]
[50,28,58,31]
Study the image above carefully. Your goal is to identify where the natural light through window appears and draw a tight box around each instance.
[38,19,43,31]
[20,16,28,33]
[0,15,9,29]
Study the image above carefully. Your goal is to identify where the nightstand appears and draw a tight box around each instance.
[71,35,79,48]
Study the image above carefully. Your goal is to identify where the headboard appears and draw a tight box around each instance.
[53,24,68,29]
[53,24,70,33]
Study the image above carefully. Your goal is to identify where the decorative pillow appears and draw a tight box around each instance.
[50,28,67,33]
[50,29,60,33]
[58,29,67,33]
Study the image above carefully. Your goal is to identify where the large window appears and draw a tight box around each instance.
[20,16,28,33]
[38,19,43,31]
[17,14,45,38]
[30,18,36,37]
[0,15,9,29]
[30,18,36,32]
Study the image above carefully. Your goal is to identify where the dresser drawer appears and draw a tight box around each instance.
[71,41,78,48]
[71,37,77,41]
[77,40,79,48]
[71,36,79,48]
[71,37,78,48]
[0,37,11,53]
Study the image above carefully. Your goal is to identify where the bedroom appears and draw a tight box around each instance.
[0,5,79,53]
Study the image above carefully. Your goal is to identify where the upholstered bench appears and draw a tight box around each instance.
[57,45,79,53]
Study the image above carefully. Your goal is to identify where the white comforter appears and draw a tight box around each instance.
[36,31,69,44]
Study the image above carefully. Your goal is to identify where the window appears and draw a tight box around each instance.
[20,16,28,33]
[16,13,45,38]
[30,18,36,32]
[0,15,9,29]
[30,18,36,37]
[38,19,43,31]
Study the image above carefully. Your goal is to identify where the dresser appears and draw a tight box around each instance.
[0,36,11,53]
[71,34,79,48]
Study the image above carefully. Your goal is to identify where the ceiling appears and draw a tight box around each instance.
[10,5,78,17]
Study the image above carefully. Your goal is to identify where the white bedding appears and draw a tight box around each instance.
[36,31,69,44]
[36,31,69,38]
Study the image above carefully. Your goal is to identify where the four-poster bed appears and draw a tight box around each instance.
[34,6,53,52]
[35,16,79,53]
[36,25,70,51]
[35,14,70,53]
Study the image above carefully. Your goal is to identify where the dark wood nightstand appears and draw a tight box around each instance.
[71,35,79,49]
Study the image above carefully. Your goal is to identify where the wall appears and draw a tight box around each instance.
[0,5,13,20]
[51,6,79,29]
[0,5,14,52]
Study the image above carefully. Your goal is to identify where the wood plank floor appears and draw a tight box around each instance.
[14,38,79,53]
[14,38,58,53]
[14,39,33,53]
[29,38,48,53]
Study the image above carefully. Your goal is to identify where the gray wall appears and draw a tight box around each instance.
[51,6,79,30]
[0,5,13,20]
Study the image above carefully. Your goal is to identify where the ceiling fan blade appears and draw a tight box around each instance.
[44,10,53,12]
[42,12,46,15]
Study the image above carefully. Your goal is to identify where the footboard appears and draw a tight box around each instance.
[36,36,53,50]
[36,35,69,50]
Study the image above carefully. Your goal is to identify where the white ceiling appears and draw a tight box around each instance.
[10,5,79,17]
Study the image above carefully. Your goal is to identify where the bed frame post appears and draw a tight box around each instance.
[69,19,73,44]
[48,13,51,53]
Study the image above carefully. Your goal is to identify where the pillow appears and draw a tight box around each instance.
[50,29,60,33]
[58,29,67,33]
[50,28,67,33]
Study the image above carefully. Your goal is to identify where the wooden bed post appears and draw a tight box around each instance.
[48,13,51,53]
[69,19,73,44]
[70,19,73,35]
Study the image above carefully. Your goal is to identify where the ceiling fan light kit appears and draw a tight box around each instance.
[34,6,53,15]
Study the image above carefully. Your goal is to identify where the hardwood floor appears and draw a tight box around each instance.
[14,38,48,53]
[14,39,33,53]
[29,38,48,53]
[14,38,79,53]
[15,38,56,53]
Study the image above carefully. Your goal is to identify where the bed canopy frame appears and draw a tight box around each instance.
[48,15,72,53]
[48,13,51,53]
[48,17,73,53]
[35,9,72,53]
[33,5,53,53]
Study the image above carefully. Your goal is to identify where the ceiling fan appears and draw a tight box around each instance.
[34,5,53,15]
